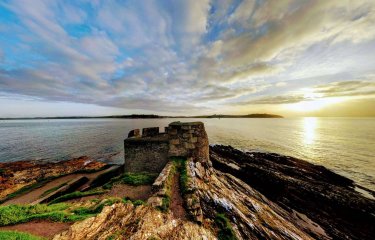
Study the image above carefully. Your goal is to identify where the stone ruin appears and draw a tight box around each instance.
[124,121,210,174]
[124,121,210,222]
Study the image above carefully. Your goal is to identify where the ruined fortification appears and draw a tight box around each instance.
[124,121,209,174]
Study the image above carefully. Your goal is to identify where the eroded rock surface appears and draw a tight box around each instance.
[209,145,375,240]
[53,203,216,240]
[0,156,106,199]
[186,158,325,239]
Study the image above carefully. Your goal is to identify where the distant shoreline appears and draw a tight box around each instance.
[0,113,283,120]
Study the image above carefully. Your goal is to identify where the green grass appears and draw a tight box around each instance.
[103,172,158,189]
[0,203,87,226]
[48,189,106,204]
[0,231,45,240]
[132,200,145,206]
[72,198,124,216]
[39,182,67,198]
[215,213,237,240]
[122,197,145,207]
[160,196,170,212]
[122,172,157,185]
[0,198,125,227]
[170,157,190,195]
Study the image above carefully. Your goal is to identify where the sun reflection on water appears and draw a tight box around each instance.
[303,117,317,145]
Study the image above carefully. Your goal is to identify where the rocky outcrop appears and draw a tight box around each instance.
[53,203,216,240]
[50,144,375,239]
[185,157,326,239]
[54,153,330,240]
[0,156,106,199]
[209,145,375,240]
[147,161,174,208]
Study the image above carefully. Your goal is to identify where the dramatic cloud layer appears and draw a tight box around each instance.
[0,0,375,116]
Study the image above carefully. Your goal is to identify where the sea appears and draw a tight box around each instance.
[0,118,374,192]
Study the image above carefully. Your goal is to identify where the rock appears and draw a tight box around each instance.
[142,127,160,137]
[147,196,163,208]
[209,145,375,240]
[194,162,205,179]
[128,129,140,138]
[0,156,106,200]
[53,203,216,240]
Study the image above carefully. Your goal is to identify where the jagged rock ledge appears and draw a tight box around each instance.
[0,156,107,201]
[209,145,375,240]
[52,144,375,240]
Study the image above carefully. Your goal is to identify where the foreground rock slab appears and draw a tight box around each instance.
[53,203,216,240]
[0,156,106,200]
[210,145,375,240]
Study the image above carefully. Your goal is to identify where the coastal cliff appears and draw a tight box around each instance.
[49,145,375,240]
[0,122,374,240]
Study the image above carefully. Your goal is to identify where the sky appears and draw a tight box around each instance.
[0,0,375,117]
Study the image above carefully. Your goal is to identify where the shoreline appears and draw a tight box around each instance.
[1,147,374,201]
[0,144,374,239]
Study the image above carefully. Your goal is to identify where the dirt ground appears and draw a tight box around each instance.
[170,173,186,219]
[0,220,72,239]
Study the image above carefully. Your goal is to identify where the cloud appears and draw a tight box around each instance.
[236,79,375,105]
[237,95,305,105]
[0,0,375,116]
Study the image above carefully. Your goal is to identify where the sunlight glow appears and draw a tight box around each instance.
[303,117,317,145]
[288,98,344,112]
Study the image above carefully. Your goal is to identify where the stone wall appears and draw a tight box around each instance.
[168,122,209,164]
[124,128,169,173]
[124,122,210,173]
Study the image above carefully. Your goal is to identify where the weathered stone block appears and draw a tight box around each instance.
[184,142,195,149]
[168,128,177,135]
[169,138,180,145]
[182,133,192,138]
[190,137,198,143]
[128,129,140,138]
[142,127,159,137]
[181,125,191,130]
[124,137,169,173]
[147,196,163,207]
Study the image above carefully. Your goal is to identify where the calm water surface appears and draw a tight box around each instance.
[0,118,374,191]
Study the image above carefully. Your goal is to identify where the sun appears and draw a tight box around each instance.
[288,97,344,112]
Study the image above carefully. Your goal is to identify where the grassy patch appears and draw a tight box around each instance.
[103,172,157,189]
[156,196,170,213]
[132,200,145,206]
[122,173,157,186]
[0,231,45,240]
[0,198,125,226]
[39,182,67,198]
[0,203,79,226]
[72,198,124,215]
[123,197,145,207]
[48,189,106,204]
[171,157,190,195]
[215,213,237,240]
